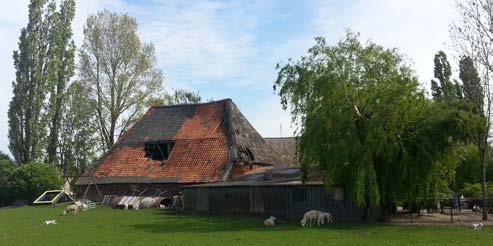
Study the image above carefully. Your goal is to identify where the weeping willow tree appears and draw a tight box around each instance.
[274,31,483,221]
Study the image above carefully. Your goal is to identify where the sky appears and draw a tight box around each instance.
[0,0,458,156]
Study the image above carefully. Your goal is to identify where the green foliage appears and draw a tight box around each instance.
[274,31,483,207]
[45,0,76,166]
[9,0,52,164]
[0,151,12,162]
[454,144,493,190]
[148,89,202,106]
[430,51,460,102]
[10,162,62,202]
[58,82,99,176]
[79,10,164,151]
[459,56,483,115]
[8,0,76,165]
[460,183,493,198]
[0,159,15,206]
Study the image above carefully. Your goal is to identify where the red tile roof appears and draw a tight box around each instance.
[77,99,282,185]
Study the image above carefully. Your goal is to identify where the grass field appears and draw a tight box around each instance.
[0,206,492,245]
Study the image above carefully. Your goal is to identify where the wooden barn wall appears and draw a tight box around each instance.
[182,185,380,221]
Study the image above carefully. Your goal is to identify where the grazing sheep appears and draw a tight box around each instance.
[264,216,276,227]
[139,197,157,209]
[472,222,483,230]
[44,220,56,225]
[317,212,334,226]
[74,201,88,211]
[62,204,79,216]
[301,210,320,227]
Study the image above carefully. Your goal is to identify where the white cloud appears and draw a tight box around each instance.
[313,0,457,87]
[0,0,125,155]
[0,0,462,155]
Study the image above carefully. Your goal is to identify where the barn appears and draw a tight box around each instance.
[182,166,382,221]
[76,98,380,221]
[76,99,283,200]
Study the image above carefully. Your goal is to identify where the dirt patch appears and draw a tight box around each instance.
[391,210,493,226]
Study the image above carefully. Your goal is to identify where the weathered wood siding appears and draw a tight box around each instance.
[182,184,380,221]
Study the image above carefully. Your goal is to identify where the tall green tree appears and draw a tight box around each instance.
[58,82,99,176]
[451,0,492,220]
[430,51,460,102]
[79,10,163,151]
[9,0,54,164]
[45,0,76,166]
[274,32,482,221]
[460,56,483,114]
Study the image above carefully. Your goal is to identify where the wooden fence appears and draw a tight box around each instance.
[182,183,381,221]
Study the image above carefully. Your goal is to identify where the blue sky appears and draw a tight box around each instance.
[0,0,457,155]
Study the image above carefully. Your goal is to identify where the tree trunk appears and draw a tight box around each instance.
[380,200,394,222]
[479,139,488,220]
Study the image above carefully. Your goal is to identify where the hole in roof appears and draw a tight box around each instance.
[144,141,174,161]
[237,146,254,161]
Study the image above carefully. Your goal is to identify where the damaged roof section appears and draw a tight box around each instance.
[77,99,283,185]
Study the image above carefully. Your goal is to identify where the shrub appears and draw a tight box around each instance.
[0,159,15,206]
[10,162,62,203]
[460,183,493,198]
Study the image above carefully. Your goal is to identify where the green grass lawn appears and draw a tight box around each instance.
[0,206,491,246]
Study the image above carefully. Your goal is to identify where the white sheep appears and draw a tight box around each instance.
[301,210,319,227]
[472,222,483,230]
[264,216,276,227]
[131,198,140,210]
[139,197,157,209]
[74,201,88,211]
[44,220,56,225]
[317,212,333,226]
[62,204,79,216]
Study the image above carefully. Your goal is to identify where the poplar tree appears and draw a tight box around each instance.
[451,0,493,220]
[9,0,54,164]
[430,51,460,102]
[45,0,76,166]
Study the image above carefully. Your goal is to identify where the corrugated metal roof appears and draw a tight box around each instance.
[182,181,324,188]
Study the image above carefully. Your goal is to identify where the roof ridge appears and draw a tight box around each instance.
[150,98,232,109]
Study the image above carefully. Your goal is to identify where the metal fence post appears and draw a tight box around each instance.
[450,198,453,223]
